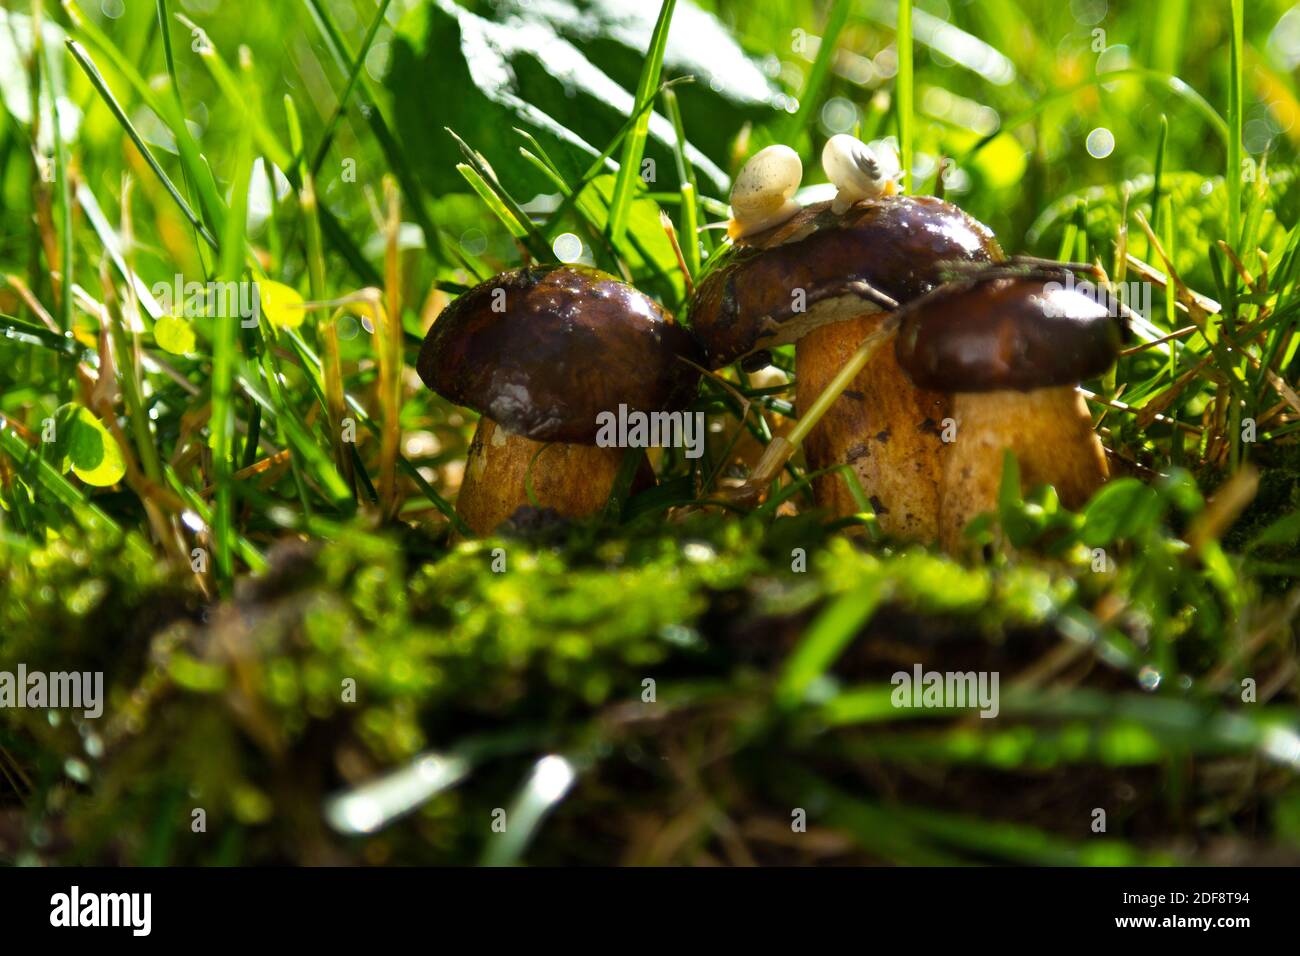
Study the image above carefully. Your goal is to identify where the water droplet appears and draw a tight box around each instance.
[552,232,583,263]
[532,755,576,802]
[682,541,715,563]
[1086,127,1115,158]
[819,97,859,136]
[1070,0,1108,26]
[1137,665,1161,691]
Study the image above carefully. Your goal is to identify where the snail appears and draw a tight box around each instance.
[822,134,901,213]
[689,159,1001,540]
[727,144,804,239]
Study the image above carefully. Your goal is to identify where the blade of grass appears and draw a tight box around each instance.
[380,186,403,518]
[299,0,463,272]
[307,0,394,177]
[661,87,701,275]
[64,39,219,250]
[209,68,256,595]
[155,0,212,274]
[606,0,676,246]
[63,3,228,238]
[448,128,555,263]
[280,330,467,533]
[1148,114,1168,260]
[173,14,291,172]
[480,755,577,866]
[896,0,913,194]
[780,0,852,150]
[775,582,889,709]
[1227,0,1244,249]
[288,94,354,493]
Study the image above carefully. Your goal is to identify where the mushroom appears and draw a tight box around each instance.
[417,265,702,535]
[893,269,1123,551]
[688,185,1000,539]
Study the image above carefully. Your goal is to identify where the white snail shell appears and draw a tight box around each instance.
[822,135,900,213]
[728,144,803,239]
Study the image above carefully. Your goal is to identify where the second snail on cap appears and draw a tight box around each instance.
[822,134,901,213]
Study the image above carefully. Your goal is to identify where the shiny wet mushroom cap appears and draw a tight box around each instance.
[687,195,1002,369]
[417,265,702,445]
[894,271,1124,393]
[892,269,1123,550]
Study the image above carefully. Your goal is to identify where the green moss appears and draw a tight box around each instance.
[2,499,1292,865]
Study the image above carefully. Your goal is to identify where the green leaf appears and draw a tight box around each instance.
[1081,479,1164,547]
[996,450,1042,546]
[61,406,126,488]
[258,280,306,331]
[387,0,770,199]
[154,313,197,355]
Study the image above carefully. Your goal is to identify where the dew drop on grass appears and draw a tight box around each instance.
[84,732,104,759]
[1070,0,1108,26]
[658,623,700,648]
[532,755,576,802]
[268,506,296,527]
[1244,118,1276,154]
[1086,127,1115,158]
[682,541,715,563]
[819,97,858,136]
[1137,665,1162,691]
[553,232,583,263]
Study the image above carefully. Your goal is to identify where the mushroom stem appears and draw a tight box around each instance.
[456,417,638,535]
[940,386,1109,551]
[731,312,900,502]
[796,312,946,538]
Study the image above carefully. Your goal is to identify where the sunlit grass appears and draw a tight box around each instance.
[0,0,1298,866]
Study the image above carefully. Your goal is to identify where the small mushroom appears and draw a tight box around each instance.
[727,144,804,240]
[688,194,1000,539]
[417,265,702,535]
[894,270,1123,551]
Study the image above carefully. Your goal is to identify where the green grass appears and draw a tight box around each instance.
[0,0,1299,866]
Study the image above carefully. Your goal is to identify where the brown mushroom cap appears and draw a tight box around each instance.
[417,265,702,444]
[894,271,1124,392]
[686,196,1002,368]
